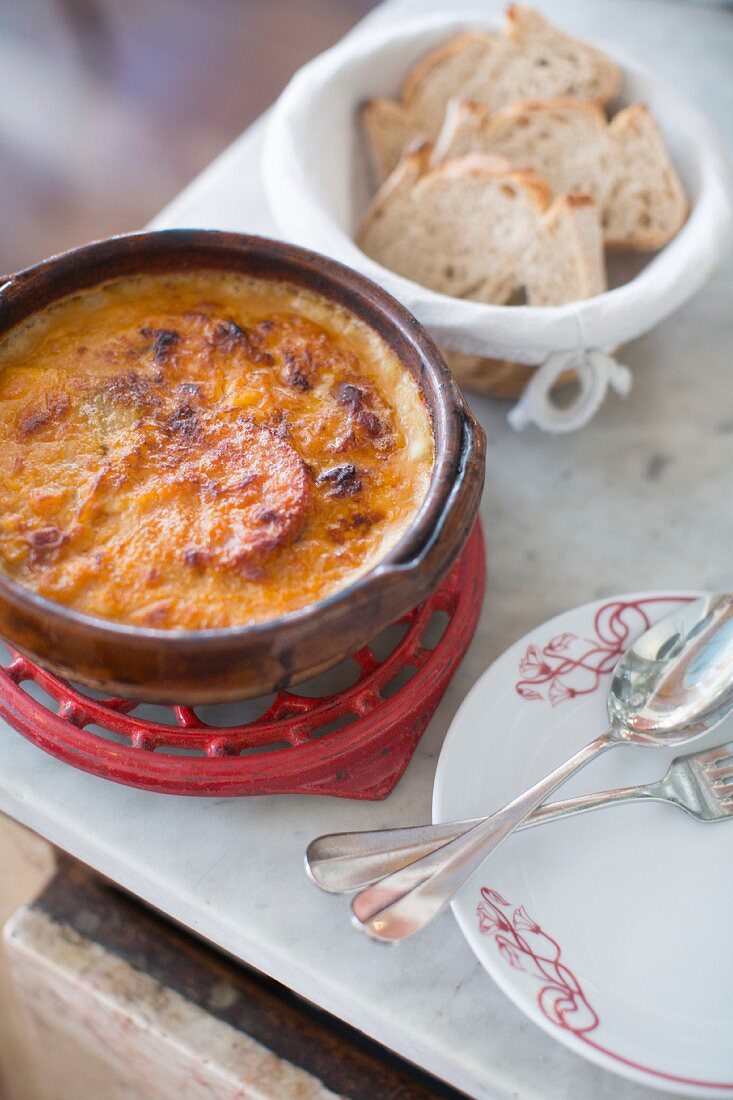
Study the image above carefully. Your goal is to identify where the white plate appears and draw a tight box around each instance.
[434,591,733,1096]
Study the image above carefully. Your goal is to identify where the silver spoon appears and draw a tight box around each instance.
[351,593,733,942]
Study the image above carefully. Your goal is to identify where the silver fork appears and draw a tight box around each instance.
[307,740,733,895]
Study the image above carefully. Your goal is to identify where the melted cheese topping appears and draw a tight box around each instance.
[0,273,433,630]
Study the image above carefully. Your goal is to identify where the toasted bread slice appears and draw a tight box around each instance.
[603,105,688,249]
[357,145,606,305]
[432,98,687,250]
[361,6,620,181]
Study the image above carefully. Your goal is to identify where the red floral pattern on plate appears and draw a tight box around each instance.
[515,596,693,705]
[476,882,733,1090]
[476,887,598,1035]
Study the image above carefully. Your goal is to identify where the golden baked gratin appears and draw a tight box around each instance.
[0,273,433,630]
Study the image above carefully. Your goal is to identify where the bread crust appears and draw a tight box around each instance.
[433,154,554,212]
[358,145,605,305]
[362,6,621,181]
[605,105,689,249]
[359,144,554,243]
[402,31,492,108]
[505,5,620,105]
[432,96,688,250]
[462,96,607,129]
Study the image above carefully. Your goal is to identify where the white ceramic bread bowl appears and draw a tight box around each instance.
[263,11,733,432]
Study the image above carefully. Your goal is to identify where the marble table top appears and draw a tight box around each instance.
[1,1,731,1097]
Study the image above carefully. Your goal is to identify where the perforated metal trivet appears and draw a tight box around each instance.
[0,524,485,799]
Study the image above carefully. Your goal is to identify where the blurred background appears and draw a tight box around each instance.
[0,0,379,275]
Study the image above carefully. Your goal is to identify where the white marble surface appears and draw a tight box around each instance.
[1,1,732,1097]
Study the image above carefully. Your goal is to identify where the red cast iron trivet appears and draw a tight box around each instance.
[0,524,484,800]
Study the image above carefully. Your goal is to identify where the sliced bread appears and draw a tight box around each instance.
[357,145,606,305]
[361,6,620,181]
[432,98,687,249]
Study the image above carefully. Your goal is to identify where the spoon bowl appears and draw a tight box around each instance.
[609,595,733,743]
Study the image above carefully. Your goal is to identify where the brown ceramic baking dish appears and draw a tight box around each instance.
[0,230,485,703]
